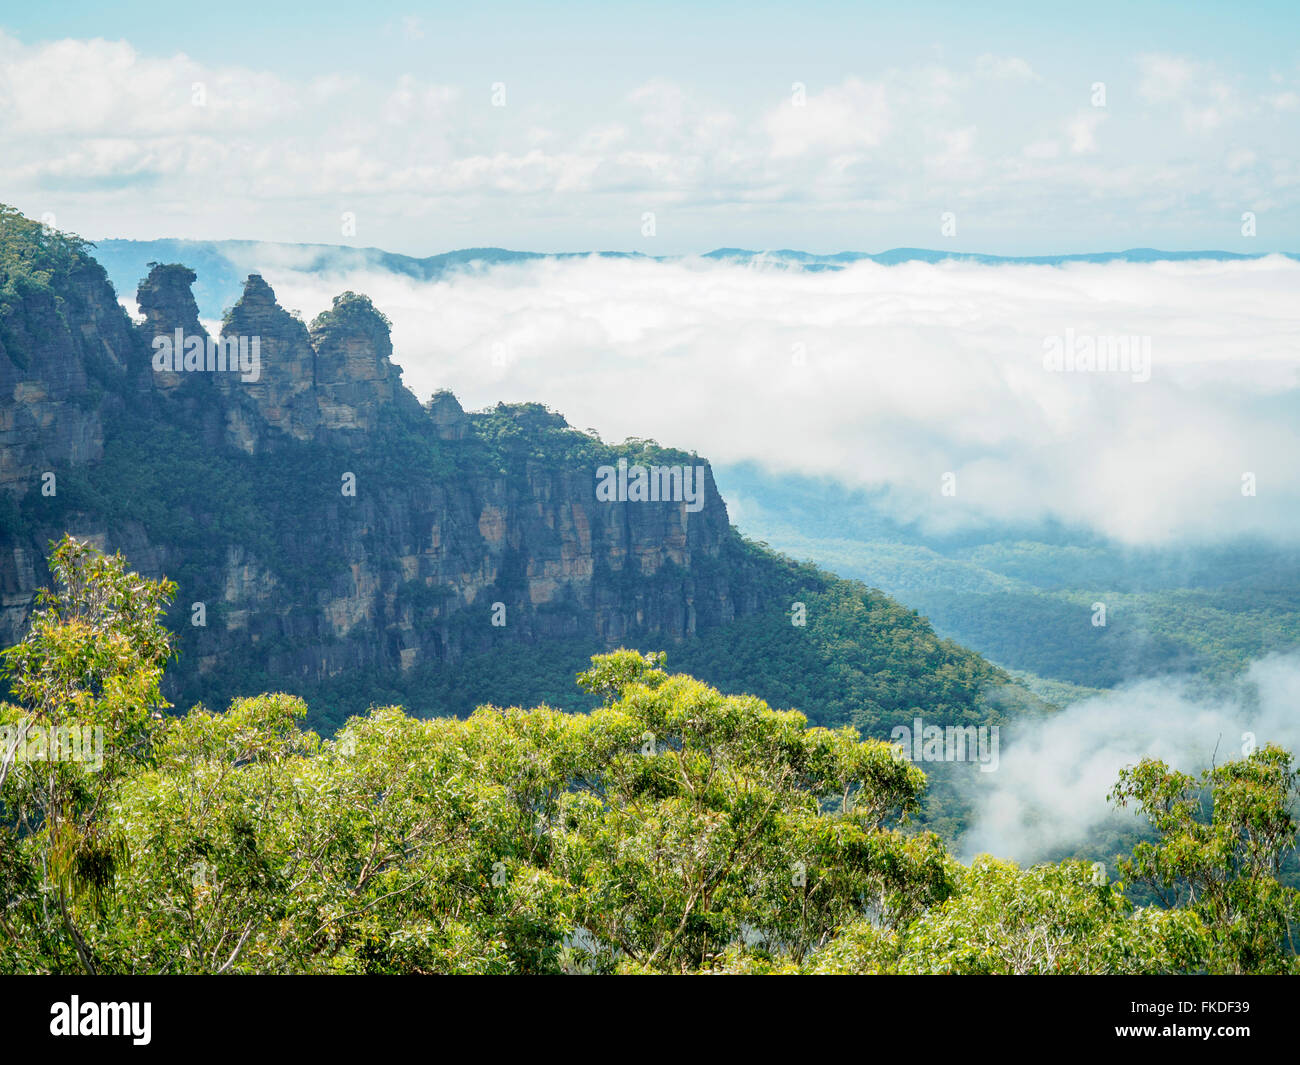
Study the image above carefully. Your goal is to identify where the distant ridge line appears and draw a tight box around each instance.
[95,237,1297,266]
[88,237,1300,320]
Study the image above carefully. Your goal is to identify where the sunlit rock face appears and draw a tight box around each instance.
[218,274,320,452]
[310,290,422,436]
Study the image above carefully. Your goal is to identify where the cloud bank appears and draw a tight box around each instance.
[960,654,1300,863]
[241,253,1300,546]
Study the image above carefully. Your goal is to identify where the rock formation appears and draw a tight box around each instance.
[1,232,746,706]
[218,273,319,451]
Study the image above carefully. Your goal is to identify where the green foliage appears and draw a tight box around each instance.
[0,204,99,368]
[815,858,1207,974]
[0,535,176,973]
[1110,746,1300,974]
[576,648,668,704]
[742,523,1300,690]
[668,538,1033,737]
[3,542,1296,975]
[309,289,393,334]
[0,205,95,315]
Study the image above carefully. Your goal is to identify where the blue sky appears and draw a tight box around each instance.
[2,1,1298,253]
[8,1,1299,85]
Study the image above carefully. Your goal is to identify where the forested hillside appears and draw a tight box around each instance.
[717,464,1300,693]
[1,539,1295,975]
[0,205,1038,745]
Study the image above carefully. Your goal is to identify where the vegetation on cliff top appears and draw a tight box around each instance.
[0,205,104,369]
[0,204,97,313]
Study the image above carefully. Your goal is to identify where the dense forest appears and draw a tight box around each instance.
[1,538,1296,975]
[716,464,1300,693]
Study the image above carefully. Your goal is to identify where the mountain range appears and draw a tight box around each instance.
[10,214,1298,729]
[0,205,1043,755]
[88,238,1300,321]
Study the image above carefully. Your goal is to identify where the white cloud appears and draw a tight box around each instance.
[961,655,1300,862]
[0,32,292,136]
[2,32,1296,252]
[1225,147,1256,172]
[382,76,460,126]
[244,253,1300,546]
[1137,53,1248,134]
[1022,139,1060,159]
[928,125,979,168]
[764,77,891,158]
[1138,53,1198,103]
[1066,110,1106,154]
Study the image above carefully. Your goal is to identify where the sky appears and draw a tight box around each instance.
[7,3,1300,547]
[2,1,1299,254]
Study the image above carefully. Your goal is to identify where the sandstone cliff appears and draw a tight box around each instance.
[2,209,1026,738]
[1,236,748,714]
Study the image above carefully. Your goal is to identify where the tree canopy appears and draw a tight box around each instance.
[1,538,1296,974]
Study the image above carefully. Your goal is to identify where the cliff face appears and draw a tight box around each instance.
[218,273,319,450]
[0,253,139,493]
[0,240,746,705]
[309,291,422,435]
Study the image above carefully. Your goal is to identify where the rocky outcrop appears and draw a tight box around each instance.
[218,274,319,452]
[311,291,422,435]
[0,219,746,706]
[136,273,425,451]
[127,265,432,453]
[136,262,208,395]
[426,390,469,441]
